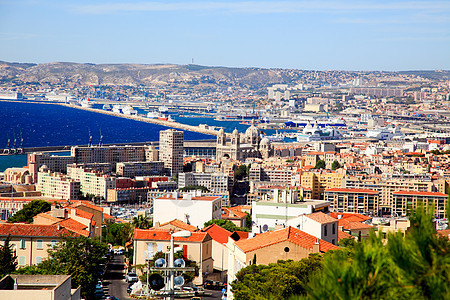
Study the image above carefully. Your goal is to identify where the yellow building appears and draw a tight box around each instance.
[301,171,344,199]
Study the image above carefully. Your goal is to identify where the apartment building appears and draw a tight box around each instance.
[67,166,115,199]
[178,172,231,194]
[28,153,76,183]
[71,145,150,164]
[300,171,344,199]
[36,169,80,200]
[392,191,448,219]
[116,161,164,177]
[159,129,184,176]
[324,188,380,215]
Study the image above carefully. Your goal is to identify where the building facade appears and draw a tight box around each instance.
[159,129,184,176]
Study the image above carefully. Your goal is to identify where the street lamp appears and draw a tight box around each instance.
[169,230,192,299]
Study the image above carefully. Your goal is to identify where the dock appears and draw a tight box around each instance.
[59,104,219,136]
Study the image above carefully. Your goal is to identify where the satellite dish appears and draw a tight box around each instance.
[173,276,185,287]
[149,273,165,291]
[262,224,269,232]
[174,258,185,268]
[154,258,167,268]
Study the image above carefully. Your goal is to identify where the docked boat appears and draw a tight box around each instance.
[285,117,346,128]
[80,99,93,108]
[366,126,404,140]
[103,104,112,111]
[296,121,342,142]
[122,105,138,116]
[112,105,123,114]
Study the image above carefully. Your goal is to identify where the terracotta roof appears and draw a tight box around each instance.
[437,229,450,238]
[103,213,114,220]
[330,212,372,222]
[72,201,104,212]
[325,188,378,194]
[75,209,93,220]
[338,219,374,230]
[33,212,60,222]
[158,219,198,232]
[305,212,337,224]
[134,229,210,243]
[392,191,448,197]
[338,230,352,240]
[56,219,90,237]
[201,224,232,244]
[222,207,247,219]
[231,231,249,241]
[235,227,339,253]
[0,224,80,237]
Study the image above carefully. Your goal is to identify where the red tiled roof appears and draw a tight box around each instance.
[201,224,232,244]
[222,207,247,219]
[338,230,352,240]
[235,227,339,253]
[338,219,374,230]
[134,229,210,243]
[0,224,81,237]
[392,191,448,197]
[326,188,378,194]
[232,231,249,240]
[103,213,114,220]
[305,212,337,224]
[330,212,372,222]
[158,219,198,232]
[73,201,104,212]
[56,219,90,237]
[75,209,93,220]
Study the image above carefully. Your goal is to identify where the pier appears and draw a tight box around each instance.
[59,104,219,136]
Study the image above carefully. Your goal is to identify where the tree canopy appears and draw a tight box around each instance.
[132,215,152,229]
[204,219,250,232]
[331,160,342,170]
[8,200,51,223]
[0,235,18,278]
[15,236,107,300]
[235,164,248,180]
[314,159,326,169]
[104,222,134,246]
[231,254,323,300]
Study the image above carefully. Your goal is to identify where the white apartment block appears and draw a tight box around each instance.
[116,161,164,177]
[153,192,222,229]
[178,172,231,194]
[67,166,115,199]
[36,171,80,200]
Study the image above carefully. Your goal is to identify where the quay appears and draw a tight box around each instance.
[59,104,219,136]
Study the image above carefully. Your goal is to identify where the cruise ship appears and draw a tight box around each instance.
[296,121,342,142]
[80,99,93,108]
[122,105,138,116]
[366,126,404,140]
[0,91,24,100]
[285,117,346,128]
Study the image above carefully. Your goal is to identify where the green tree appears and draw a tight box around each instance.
[331,160,341,170]
[106,223,134,246]
[204,219,250,232]
[314,159,326,169]
[8,200,51,223]
[0,235,18,277]
[235,164,248,180]
[132,215,152,229]
[231,254,323,300]
[305,205,450,299]
[15,236,107,300]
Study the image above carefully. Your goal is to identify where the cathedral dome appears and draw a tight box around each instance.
[260,137,270,145]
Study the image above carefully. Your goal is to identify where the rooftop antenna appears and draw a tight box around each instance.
[192,58,194,64]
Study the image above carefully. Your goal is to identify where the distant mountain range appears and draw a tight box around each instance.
[0,61,448,88]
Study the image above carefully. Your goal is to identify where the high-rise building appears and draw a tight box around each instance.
[159,129,184,176]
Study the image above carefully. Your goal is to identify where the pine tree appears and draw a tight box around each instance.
[0,235,18,277]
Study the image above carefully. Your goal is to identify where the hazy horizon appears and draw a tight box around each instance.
[1,0,449,71]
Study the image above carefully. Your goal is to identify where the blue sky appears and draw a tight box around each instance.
[1,0,449,70]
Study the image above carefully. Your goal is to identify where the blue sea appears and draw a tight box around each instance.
[0,101,212,171]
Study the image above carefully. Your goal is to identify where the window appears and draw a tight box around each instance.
[51,240,57,248]
[324,225,328,236]
[37,240,43,250]
[20,239,26,249]
[157,243,163,252]
[332,239,335,245]
[19,256,26,266]
[36,257,43,264]
[332,223,336,235]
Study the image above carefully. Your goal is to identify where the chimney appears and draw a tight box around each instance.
[154,222,160,229]
[312,238,320,253]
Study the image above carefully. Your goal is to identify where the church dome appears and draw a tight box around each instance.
[219,128,225,134]
[260,137,270,145]
[233,128,239,135]
[245,124,260,138]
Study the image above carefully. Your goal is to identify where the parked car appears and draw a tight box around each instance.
[125,271,139,283]
[193,286,205,296]
[203,280,225,290]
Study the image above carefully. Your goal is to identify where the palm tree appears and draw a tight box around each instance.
[132,215,151,229]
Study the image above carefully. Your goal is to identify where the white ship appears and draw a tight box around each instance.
[80,99,93,108]
[147,111,161,119]
[296,121,342,142]
[366,126,404,140]
[122,105,138,116]
[0,91,24,100]
[103,104,112,111]
[45,92,77,103]
[112,105,124,114]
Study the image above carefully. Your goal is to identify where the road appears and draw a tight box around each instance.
[102,254,225,300]
[103,255,132,300]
